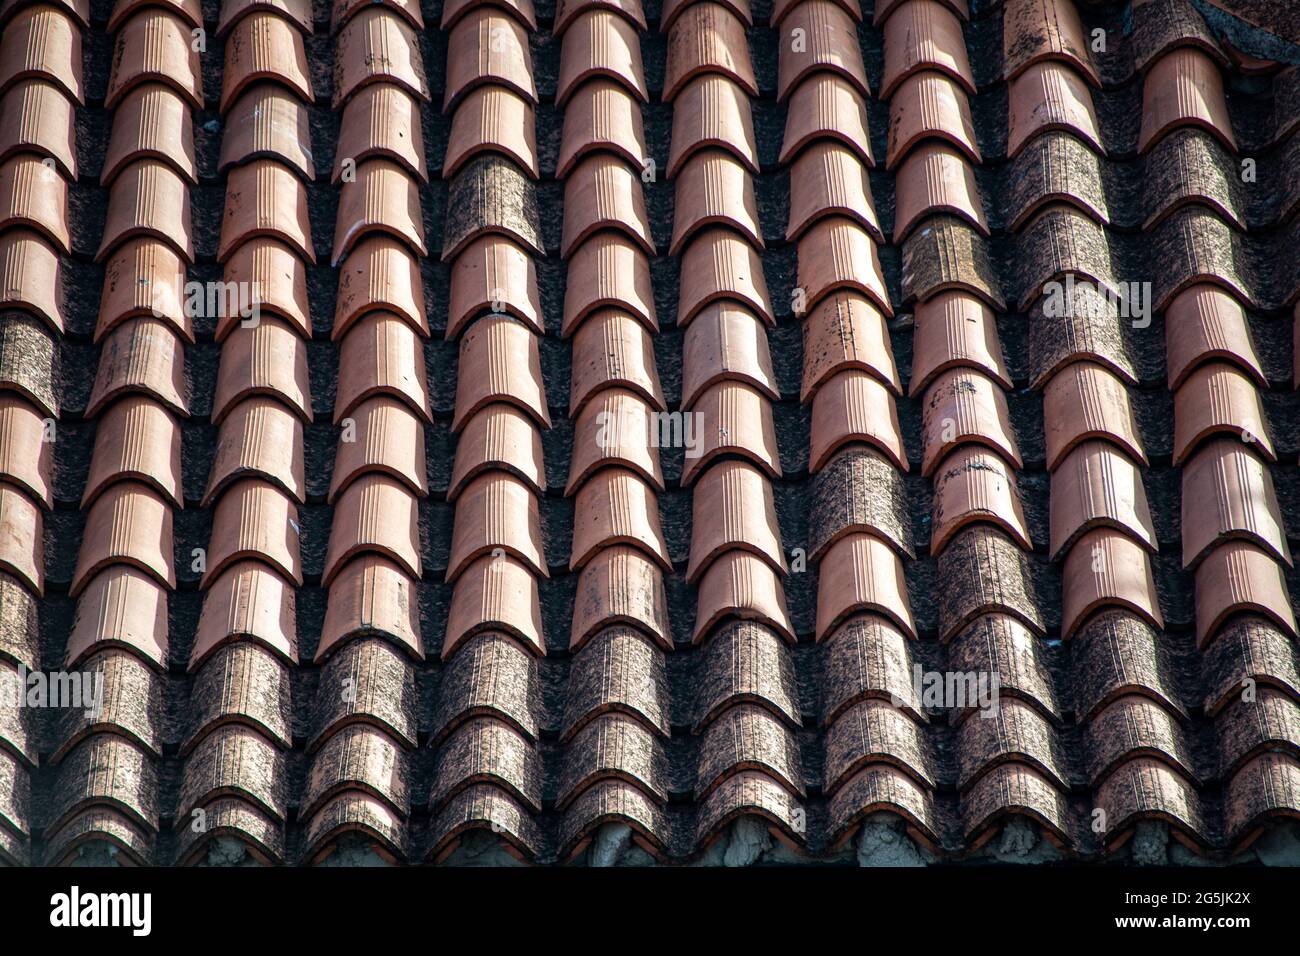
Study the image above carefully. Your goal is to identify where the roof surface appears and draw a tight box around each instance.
[1,0,1299,867]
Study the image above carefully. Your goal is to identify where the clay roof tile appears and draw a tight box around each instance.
[219,84,315,181]
[453,313,550,432]
[677,226,774,328]
[777,0,870,102]
[809,368,907,474]
[449,235,543,340]
[679,380,782,485]
[219,159,315,264]
[563,154,655,258]
[788,141,881,243]
[570,308,666,414]
[1060,528,1164,639]
[881,0,975,99]
[886,70,980,170]
[1139,48,1235,155]
[204,396,306,506]
[96,159,192,264]
[668,75,757,178]
[334,311,429,424]
[570,467,670,572]
[322,474,422,585]
[442,10,536,112]
[801,291,899,401]
[336,82,428,184]
[443,86,537,181]
[1172,361,1274,465]
[70,481,174,597]
[815,532,915,640]
[892,141,986,243]
[663,2,756,102]
[1181,439,1290,569]
[327,396,427,502]
[693,550,794,645]
[105,9,202,110]
[1194,542,1297,648]
[0,155,69,255]
[557,9,648,105]
[443,554,544,658]
[780,73,873,167]
[1050,439,1157,561]
[447,471,547,582]
[0,80,77,180]
[220,9,314,113]
[448,403,546,502]
[930,446,1032,555]
[687,459,785,583]
[333,8,430,108]
[0,5,83,104]
[213,316,312,424]
[1007,61,1103,159]
[83,395,182,509]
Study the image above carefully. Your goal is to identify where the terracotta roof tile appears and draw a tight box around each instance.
[559,79,647,179]
[695,619,800,728]
[215,239,310,342]
[0,395,51,509]
[680,380,781,484]
[441,155,543,261]
[1085,693,1193,786]
[105,8,202,110]
[0,228,66,333]
[668,75,757,178]
[308,791,407,862]
[205,397,306,505]
[874,0,965,26]
[333,8,430,108]
[815,532,915,640]
[886,70,979,169]
[557,9,648,105]
[1007,61,1102,159]
[453,313,550,431]
[677,226,773,327]
[0,4,82,104]
[0,155,69,255]
[1172,361,1275,465]
[310,637,416,748]
[334,235,426,340]
[563,154,654,257]
[337,83,428,184]
[796,215,892,316]
[672,149,762,255]
[801,291,898,401]
[219,159,314,264]
[1131,0,1226,73]
[823,695,933,792]
[827,763,937,848]
[809,368,906,473]
[930,446,1032,555]
[566,387,663,493]
[938,526,1044,640]
[96,158,192,263]
[83,395,181,509]
[447,471,547,582]
[782,75,872,170]
[432,630,539,742]
[564,231,655,332]
[0,480,41,594]
[220,10,313,113]
[70,481,173,597]
[192,561,297,670]
[892,141,985,243]
[0,80,76,180]
[335,0,425,32]
[110,0,202,32]
[778,0,870,101]
[1002,0,1099,86]
[0,314,58,419]
[663,2,757,102]
[680,301,777,409]
[571,467,669,572]
[448,403,546,502]
[1224,752,1300,849]
[327,396,427,502]
[332,158,424,265]
[662,0,751,31]
[318,554,422,662]
[1007,131,1108,231]
[218,0,312,35]
[692,550,795,645]
[1213,690,1300,780]
[909,290,1008,397]
[334,310,429,424]
[961,762,1071,846]
[687,459,784,583]
[1060,528,1163,639]
[555,0,642,34]
[443,554,544,658]
[302,723,409,821]
[49,735,159,834]
[697,703,802,800]
[1182,438,1289,569]
[1166,284,1263,391]
[449,235,542,339]
[1194,542,1298,647]
[1026,282,1135,390]
[322,474,422,585]
[1093,756,1202,847]
[570,308,666,413]
[571,551,671,650]
[881,0,974,99]
[213,316,310,425]
[87,318,188,419]
[220,84,314,180]
[66,566,167,670]
[920,368,1020,476]
[201,477,303,587]
[1050,440,1156,560]
[1139,48,1235,154]
[809,448,913,561]
[553,712,665,806]
[788,141,881,243]
[101,83,195,188]
[1042,361,1146,470]
[444,86,537,181]
[443,10,536,112]
[900,214,1003,308]
[1143,129,1243,232]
